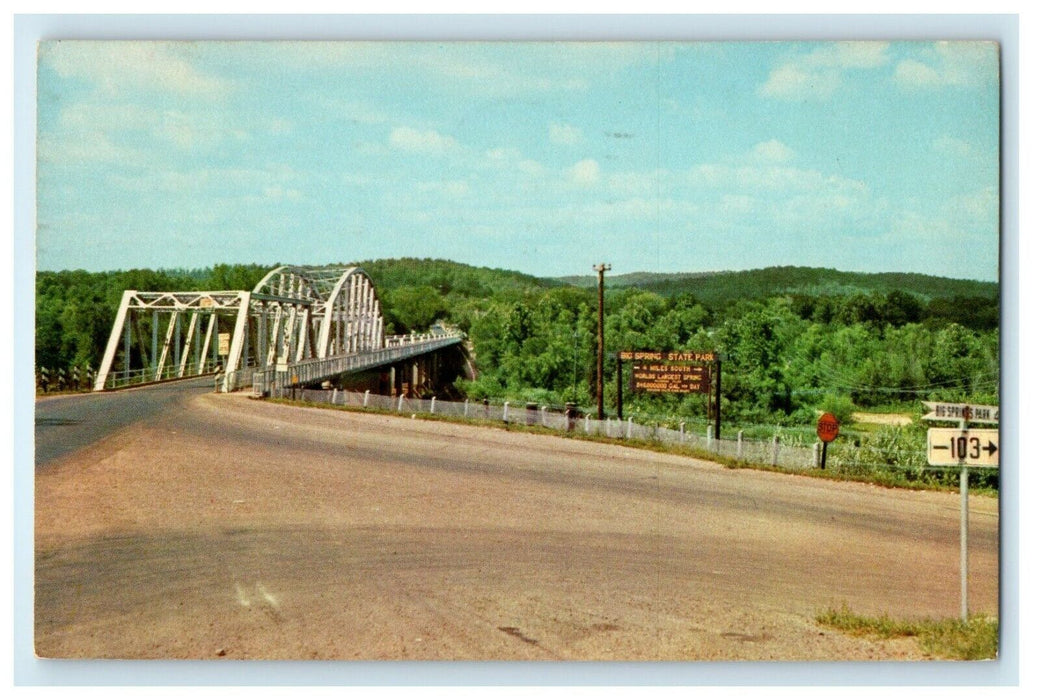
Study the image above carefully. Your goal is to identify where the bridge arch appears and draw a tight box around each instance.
[94,264,391,392]
[250,265,385,361]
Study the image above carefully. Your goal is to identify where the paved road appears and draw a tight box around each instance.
[34,378,214,467]
[34,391,1000,661]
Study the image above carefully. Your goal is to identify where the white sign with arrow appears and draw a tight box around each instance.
[922,402,999,424]
[927,428,1000,467]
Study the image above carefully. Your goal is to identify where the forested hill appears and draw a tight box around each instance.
[556,266,998,306]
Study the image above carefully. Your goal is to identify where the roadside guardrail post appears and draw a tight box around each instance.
[363,390,370,407]
[737,430,743,460]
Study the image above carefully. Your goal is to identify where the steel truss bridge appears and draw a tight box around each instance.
[94,265,463,394]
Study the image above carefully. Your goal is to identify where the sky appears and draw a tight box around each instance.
[35,40,1001,281]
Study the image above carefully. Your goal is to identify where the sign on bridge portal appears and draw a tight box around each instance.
[927,428,1000,467]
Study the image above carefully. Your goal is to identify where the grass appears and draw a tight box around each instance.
[816,604,998,660]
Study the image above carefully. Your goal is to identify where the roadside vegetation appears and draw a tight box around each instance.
[816,604,998,660]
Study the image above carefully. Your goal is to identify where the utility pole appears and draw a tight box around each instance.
[594,263,611,420]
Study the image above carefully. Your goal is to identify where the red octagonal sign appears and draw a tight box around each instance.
[817,412,840,443]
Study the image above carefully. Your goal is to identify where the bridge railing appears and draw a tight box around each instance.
[98,359,225,390]
[246,333,463,397]
[293,387,833,472]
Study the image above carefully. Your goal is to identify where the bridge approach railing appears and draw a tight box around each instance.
[240,333,462,395]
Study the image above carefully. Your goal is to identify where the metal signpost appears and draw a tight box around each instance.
[923,402,999,621]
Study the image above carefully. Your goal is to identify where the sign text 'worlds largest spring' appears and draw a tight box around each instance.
[631,362,710,394]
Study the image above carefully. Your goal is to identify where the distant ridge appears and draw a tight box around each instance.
[551,266,998,305]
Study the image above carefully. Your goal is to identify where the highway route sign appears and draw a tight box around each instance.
[927,428,999,467]
[922,402,999,424]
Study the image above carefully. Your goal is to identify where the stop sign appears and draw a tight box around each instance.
[817,412,840,442]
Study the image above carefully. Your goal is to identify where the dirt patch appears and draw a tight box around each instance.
[852,412,913,426]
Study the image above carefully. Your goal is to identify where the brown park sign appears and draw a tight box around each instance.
[817,413,840,443]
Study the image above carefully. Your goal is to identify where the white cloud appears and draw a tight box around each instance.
[811,42,890,69]
[893,59,942,88]
[417,180,470,198]
[388,126,458,155]
[517,159,545,177]
[41,42,229,97]
[485,146,545,177]
[263,185,303,201]
[932,135,973,158]
[893,42,998,90]
[750,139,795,164]
[758,42,891,101]
[270,118,293,135]
[946,186,999,226]
[606,171,658,198]
[38,130,146,167]
[758,64,834,101]
[568,159,601,185]
[550,123,583,146]
[687,163,869,199]
[720,194,755,215]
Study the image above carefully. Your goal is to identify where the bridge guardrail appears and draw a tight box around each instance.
[248,334,462,397]
[100,359,225,390]
[293,387,830,473]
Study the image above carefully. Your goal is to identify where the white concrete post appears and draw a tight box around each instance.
[737,430,744,460]
[430,396,437,414]
[503,401,509,422]
[363,390,370,407]
[627,417,633,439]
